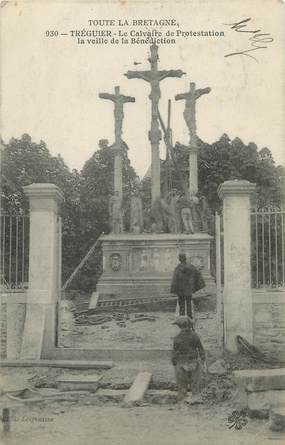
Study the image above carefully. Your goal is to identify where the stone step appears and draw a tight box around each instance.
[270,405,285,431]
[95,389,177,405]
[233,368,285,391]
[0,360,113,370]
[56,374,103,392]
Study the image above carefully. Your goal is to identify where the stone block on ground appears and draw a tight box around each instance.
[145,390,177,405]
[123,372,152,405]
[38,388,92,403]
[247,390,285,418]
[270,405,285,431]
[56,374,103,392]
[208,359,228,376]
[89,292,99,310]
[38,388,62,397]
[247,391,271,418]
[84,389,177,405]
[233,368,285,392]
[96,389,126,403]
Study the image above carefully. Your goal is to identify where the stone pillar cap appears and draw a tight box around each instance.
[189,145,198,153]
[23,183,64,203]
[218,180,256,199]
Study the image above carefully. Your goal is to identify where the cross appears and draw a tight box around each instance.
[175,82,211,146]
[99,86,135,148]
[125,44,185,203]
[175,82,211,197]
[99,86,135,200]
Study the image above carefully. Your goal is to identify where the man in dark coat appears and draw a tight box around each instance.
[171,316,207,402]
[170,253,205,318]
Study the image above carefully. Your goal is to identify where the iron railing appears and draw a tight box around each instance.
[0,213,29,289]
[251,207,285,288]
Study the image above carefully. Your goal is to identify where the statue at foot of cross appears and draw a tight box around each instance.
[130,190,144,234]
[177,192,212,234]
[150,191,181,234]
[108,190,210,234]
[109,191,124,234]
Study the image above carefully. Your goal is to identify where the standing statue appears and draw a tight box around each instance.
[109,191,124,233]
[175,82,211,146]
[178,194,195,234]
[166,190,180,233]
[150,193,181,234]
[130,190,144,233]
[189,192,202,232]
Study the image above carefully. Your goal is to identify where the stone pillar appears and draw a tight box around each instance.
[114,151,123,201]
[20,183,64,360]
[218,180,256,352]
[151,142,161,203]
[189,145,198,196]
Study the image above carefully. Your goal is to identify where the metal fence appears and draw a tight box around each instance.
[0,213,30,289]
[251,208,285,288]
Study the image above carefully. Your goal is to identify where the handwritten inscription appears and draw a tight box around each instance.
[224,18,274,62]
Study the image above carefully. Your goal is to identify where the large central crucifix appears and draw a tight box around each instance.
[125,44,185,203]
[99,86,135,201]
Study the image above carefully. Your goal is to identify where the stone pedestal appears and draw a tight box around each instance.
[151,142,161,203]
[218,180,256,352]
[97,233,215,302]
[20,183,64,359]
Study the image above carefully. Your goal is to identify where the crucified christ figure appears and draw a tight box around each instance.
[175,82,211,146]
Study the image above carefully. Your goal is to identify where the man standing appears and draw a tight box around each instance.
[170,253,205,318]
[171,316,207,402]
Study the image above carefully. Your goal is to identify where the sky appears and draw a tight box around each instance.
[1,0,285,177]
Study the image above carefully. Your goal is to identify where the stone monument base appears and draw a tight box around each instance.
[96,233,215,304]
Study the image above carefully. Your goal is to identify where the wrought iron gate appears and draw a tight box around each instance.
[251,207,285,288]
[0,213,29,289]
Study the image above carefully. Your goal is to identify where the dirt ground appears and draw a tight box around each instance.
[59,299,220,359]
[1,297,283,444]
[1,356,284,445]
[0,395,283,445]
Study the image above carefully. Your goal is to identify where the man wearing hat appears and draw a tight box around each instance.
[170,253,205,318]
[172,316,207,402]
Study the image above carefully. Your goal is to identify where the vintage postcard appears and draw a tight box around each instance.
[1,0,285,444]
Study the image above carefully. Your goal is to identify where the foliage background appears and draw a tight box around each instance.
[1,133,284,290]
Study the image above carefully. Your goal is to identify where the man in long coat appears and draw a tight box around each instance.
[170,253,205,318]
